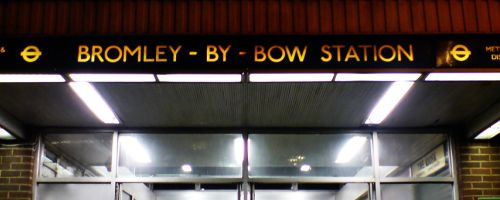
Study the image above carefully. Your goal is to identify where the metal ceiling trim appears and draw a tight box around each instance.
[248,177,375,184]
[37,127,456,135]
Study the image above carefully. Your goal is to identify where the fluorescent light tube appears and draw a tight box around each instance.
[336,136,367,163]
[157,74,242,82]
[0,74,65,82]
[365,81,414,124]
[475,121,500,140]
[249,73,334,82]
[0,127,15,140]
[69,82,120,124]
[120,136,151,163]
[335,73,421,81]
[181,164,192,172]
[69,74,156,82]
[425,73,500,81]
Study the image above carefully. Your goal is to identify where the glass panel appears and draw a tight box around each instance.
[118,133,242,177]
[121,191,133,200]
[378,133,450,177]
[37,184,114,200]
[155,190,238,200]
[121,183,156,200]
[121,183,238,200]
[249,133,372,177]
[381,184,453,200]
[41,133,113,178]
[255,183,370,200]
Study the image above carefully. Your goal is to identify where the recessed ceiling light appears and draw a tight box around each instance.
[69,82,120,124]
[335,73,421,81]
[157,74,242,82]
[0,127,15,140]
[425,73,500,81]
[0,74,65,82]
[365,81,415,124]
[336,136,367,163]
[249,73,335,82]
[475,121,500,140]
[300,164,312,172]
[69,74,156,82]
[181,164,192,172]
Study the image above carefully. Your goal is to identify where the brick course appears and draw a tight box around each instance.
[459,141,500,200]
[0,145,33,200]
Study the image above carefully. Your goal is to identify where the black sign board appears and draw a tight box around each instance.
[0,35,498,73]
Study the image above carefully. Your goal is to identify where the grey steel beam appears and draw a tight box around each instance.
[465,100,500,139]
[0,108,26,139]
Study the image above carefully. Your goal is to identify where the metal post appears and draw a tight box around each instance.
[449,134,459,200]
[32,133,42,200]
[242,131,250,200]
[111,131,119,195]
[373,132,382,200]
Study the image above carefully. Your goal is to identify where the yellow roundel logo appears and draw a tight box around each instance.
[449,44,471,62]
[20,45,42,63]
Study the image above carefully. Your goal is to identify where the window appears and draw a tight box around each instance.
[381,184,453,200]
[377,133,450,178]
[37,184,114,200]
[118,133,243,177]
[35,131,456,200]
[41,133,113,178]
[249,133,373,177]
[254,183,371,200]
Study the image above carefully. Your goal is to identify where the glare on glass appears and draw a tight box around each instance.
[249,133,372,177]
[118,133,243,177]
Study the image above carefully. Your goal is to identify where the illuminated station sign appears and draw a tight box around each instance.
[0,35,498,73]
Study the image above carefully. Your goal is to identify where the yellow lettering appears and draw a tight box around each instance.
[492,54,500,61]
[169,45,182,62]
[124,45,141,62]
[143,46,154,62]
[91,45,104,62]
[378,45,396,62]
[331,45,345,62]
[321,45,332,62]
[358,45,371,62]
[268,46,286,63]
[286,46,307,62]
[78,45,90,62]
[218,45,231,62]
[254,45,266,62]
[344,46,360,62]
[104,45,122,63]
[486,46,494,53]
[155,45,167,62]
[397,44,414,61]
[207,45,218,62]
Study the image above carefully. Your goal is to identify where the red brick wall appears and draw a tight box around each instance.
[0,145,34,200]
[459,140,500,200]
